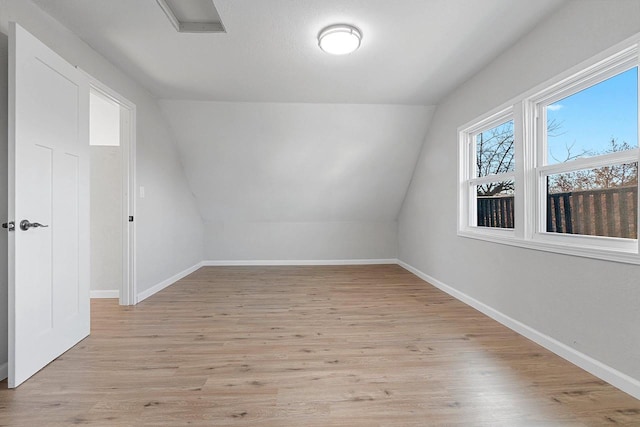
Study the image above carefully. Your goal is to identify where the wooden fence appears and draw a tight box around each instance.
[477,196,515,228]
[477,186,638,238]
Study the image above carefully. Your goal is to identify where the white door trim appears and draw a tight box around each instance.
[84,75,137,306]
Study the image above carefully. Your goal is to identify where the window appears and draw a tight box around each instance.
[459,42,640,263]
[460,113,516,233]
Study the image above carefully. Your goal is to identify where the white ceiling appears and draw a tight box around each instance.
[32,0,565,105]
[29,0,566,229]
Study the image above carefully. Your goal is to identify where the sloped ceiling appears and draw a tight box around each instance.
[160,101,434,222]
[31,0,565,228]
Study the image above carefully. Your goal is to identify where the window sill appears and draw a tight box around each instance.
[458,228,640,265]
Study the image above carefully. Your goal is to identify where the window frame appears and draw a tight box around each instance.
[459,107,519,239]
[458,38,640,264]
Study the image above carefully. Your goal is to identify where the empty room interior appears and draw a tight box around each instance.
[1,0,640,425]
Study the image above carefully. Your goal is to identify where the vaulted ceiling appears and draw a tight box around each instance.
[32,0,566,224]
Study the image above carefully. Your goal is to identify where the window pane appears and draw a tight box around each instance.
[546,163,638,238]
[546,67,638,164]
[476,120,514,177]
[476,182,514,228]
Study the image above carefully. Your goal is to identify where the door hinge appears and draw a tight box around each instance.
[2,221,15,231]
[128,216,134,222]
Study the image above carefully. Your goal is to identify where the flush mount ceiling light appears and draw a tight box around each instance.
[318,24,362,55]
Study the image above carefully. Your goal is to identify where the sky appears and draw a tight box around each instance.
[546,67,638,164]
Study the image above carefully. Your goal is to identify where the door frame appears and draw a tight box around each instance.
[85,75,137,305]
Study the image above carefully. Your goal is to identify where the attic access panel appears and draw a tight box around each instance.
[157,0,226,33]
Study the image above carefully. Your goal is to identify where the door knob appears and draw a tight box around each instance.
[19,220,49,231]
[2,221,15,231]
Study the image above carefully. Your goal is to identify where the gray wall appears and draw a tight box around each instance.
[160,100,433,261]
[0,0,205,302]
[204,220,398,261]
[90,146,122,293]
[399,0,640,383]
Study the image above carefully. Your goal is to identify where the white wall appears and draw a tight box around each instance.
[399,0,640,386]
[0,0,205,302]
[90,146,122,293]
[161,101,433,260]
[89,91,119,147]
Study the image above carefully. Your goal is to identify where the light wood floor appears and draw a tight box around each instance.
[1,265,639,426]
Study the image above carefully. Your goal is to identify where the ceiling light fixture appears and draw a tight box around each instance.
[318,24,362,55]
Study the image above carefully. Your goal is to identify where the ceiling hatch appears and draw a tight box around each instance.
[156,0,226,33]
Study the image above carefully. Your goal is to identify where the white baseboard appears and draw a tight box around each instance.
[201,258,398,266]
[90,290,119,299]
[0,362,7,381]
[397,260,640,400]
[137,261,203,303]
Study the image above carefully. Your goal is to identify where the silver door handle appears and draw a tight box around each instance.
[20,219,49,231]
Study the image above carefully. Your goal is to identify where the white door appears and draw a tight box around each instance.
[8,22,90,388]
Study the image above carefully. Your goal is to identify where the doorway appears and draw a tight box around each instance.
[88,81,136,306]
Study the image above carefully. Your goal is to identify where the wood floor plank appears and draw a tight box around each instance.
[0,265,638,426]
